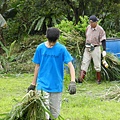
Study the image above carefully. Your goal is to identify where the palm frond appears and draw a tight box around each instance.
[35,17,45,31]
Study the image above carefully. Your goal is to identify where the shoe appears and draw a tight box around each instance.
[75,78,82,83]
[96,72,101,84]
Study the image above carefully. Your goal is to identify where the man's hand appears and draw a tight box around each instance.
[27,84,36,92]
[102,51,106,57]
[68,81,76,94]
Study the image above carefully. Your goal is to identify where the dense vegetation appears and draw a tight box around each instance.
[0,0,120,80]
[0,1,120,119]
[0,0,120,44]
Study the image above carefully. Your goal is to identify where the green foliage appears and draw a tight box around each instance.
[2,0,120,44]
[75,16,89,38]
[56,20,74,33]
[55,15,89,39]
[0,35,47,74]
[116,32,120,37]
[28,15,58,34]
[0,40,16,72]
[13,0,66,35]
[3,18,21,43]
[55,19,85,54]
[29,16,44,33]
[102,53,120,81]
[55,18,88,77]
[100,2,120,37]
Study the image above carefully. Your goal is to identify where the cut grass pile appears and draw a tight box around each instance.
[0,74,120,120]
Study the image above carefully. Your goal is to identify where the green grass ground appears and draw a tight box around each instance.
[0,74,120,120]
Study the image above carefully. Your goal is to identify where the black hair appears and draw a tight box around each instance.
[46,27,60,42]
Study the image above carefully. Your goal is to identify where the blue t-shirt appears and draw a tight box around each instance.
[33,42,73,92]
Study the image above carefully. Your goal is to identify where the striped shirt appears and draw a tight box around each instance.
[86,25,106,45]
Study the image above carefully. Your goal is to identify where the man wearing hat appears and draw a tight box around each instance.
[77,15,106,84]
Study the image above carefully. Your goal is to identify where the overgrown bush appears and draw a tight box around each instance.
[0,35,46,74]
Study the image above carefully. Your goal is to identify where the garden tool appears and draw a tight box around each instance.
[102,57,108,68]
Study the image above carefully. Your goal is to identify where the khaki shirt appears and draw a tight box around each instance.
[86,25,106,45]
[0,14,7,28]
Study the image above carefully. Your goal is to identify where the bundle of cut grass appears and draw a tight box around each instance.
[5,90,64,120]
[102,85,120,102]
[101,53,120,81]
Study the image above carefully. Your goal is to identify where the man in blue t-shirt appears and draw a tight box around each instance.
[28,27,76,120]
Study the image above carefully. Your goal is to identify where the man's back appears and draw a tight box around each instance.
[33,42,73,92]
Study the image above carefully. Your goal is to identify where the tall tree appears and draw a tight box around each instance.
[63,0,120,33]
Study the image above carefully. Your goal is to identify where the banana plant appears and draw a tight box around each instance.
[0,40,16,72]
[28,15,57,34]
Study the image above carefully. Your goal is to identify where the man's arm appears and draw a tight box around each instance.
[67,61,76,94]
[102,39,106,51]
[67,62,75,82]
[102,40,106,57]
[31,64,40,85]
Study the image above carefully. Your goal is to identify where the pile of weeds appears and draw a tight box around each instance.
[5,90,64,120]
[102,85,120,102]
[101,53,120,81]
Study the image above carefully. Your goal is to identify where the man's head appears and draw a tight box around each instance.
[89,15,99,28]
[46,27,60,43]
